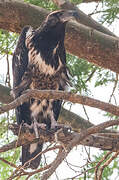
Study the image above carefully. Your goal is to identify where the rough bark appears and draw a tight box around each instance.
[0,0,48,32]
[0,124,119,153]
[1,89,119,118]
[0,0,119,73]
[0,84,13,104]
[0,84,94,132]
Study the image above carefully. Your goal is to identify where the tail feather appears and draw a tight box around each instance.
[22,142,43,169]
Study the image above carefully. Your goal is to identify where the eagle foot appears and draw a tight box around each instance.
[23,123,34,129]
[23,122,46,129]
[10,88,20,99]
[22,89,31,95]
[51,123,71,132]
[23,122,46,138]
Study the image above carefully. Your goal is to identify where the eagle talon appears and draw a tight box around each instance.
[22,89,31,95]
[36,122,46,129]
[10,89,18,99]
[51,123,71,132]
[23,123,33,129]
[33,121,46,138]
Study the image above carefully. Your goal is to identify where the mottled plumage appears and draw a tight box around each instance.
[12,10,77,169]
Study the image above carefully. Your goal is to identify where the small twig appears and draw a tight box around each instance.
[89,10,106,16]
[0,157,17,169]
[109,73,118,103]
[98,151,119,180]
[55,128,67,152]
[94,151,112,180]
[55,170,60,180]
[12,123,23,163]
[64,158,80,173]
[10,148,63,180]
[82,105,90,121]
[9,145,62,180]
[41,148,64,180]
[0,140,18,153]
[66,166,96,180]
[85,68,97,83]
[112,94,117,106]
[5,53,11,88]
[84,146,91,162]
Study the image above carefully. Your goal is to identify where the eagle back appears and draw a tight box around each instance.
[25,27,69,91]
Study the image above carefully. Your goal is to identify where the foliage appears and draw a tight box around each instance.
[0,30,18,55]
[24,0,58,11]
[0,149,20,179]
[102,0,119,24]
[67,54,98,94]
[94,68,116,87]
[78,151,119,180]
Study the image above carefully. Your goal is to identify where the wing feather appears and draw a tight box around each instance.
[12,26,31,88]
[12,26,32,125]
[12,26,43,169]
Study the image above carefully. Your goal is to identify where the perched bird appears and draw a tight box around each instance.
[12,10,77,169]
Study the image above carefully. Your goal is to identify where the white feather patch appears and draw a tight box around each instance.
[34,53,55,75]
[29,143,38,154]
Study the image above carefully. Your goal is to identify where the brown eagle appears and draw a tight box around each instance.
[12,10,77,169]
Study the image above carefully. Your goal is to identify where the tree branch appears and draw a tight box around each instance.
[41,119,119,179]
[1,85,119,133]
[1,1,119,73]
[0,120,119,180]
[94,151,112,180]
[0,122,118,154]
[0,84,95,132]
[97,151,119,180]
[0,84,12,104]
[1,89,119,117]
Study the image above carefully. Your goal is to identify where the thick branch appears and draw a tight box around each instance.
[1,89,119,117]
[0,84,95,132]
[1,122,119,155]
[0,84,13,104]
[0,1,119,73]
[74,0,101,3]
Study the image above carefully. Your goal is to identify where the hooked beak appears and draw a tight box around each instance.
[59,10,79,23]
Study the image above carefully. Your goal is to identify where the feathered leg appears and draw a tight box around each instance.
[22,142,43,169]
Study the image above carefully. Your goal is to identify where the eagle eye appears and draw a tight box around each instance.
[48,16,59,27]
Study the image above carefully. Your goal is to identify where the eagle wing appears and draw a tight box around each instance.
[12,26,30,89]
[12,26,33,125]
[52,41,66,121]
[12,26,43,169]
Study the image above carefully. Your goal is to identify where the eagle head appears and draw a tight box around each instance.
[45,10,78,27]
[39,10,78,41]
